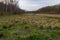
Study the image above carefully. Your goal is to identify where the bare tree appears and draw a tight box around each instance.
[4,0,19,13]
[10,0,19,13]
[4,0,10,13]
[1,0,19,13]
[14,0,19,13]
[9,0,14,13]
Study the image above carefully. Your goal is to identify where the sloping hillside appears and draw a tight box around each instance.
[36,5,60,14]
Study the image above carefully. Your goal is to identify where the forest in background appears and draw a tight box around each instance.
[0,0,60,14]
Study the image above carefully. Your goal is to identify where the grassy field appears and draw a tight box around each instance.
[0,13,60,40]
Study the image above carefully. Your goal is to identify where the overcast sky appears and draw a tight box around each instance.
[18,0,60,11]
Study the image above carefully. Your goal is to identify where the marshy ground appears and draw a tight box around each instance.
[0,13,60,40]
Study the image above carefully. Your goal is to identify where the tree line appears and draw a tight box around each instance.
[36,5,60,14]
[0,0,25,15]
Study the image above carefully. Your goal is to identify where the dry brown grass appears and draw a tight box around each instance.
[0,13,60,27]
